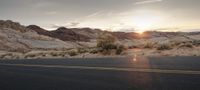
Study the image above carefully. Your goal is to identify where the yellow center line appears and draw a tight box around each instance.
[0,63,200,75]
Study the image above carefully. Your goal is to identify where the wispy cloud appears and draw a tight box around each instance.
[134,0,163,5]
[149,27,180,31]
[50,22,80,29]
[86,10,115,18]
[86,10,105,18]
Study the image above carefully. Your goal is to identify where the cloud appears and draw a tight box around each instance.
[180,28,200,32]
[134,0,163,5]
[150,28,200,32]
[50,22,80,29]
[69,22,80,27]
[86,10,115,18]
[86,10,105,18]
[149,27,180,31]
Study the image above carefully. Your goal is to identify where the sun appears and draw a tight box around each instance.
[132,13,163,31]
[137,30,144,34]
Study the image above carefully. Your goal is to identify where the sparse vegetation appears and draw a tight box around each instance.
[179,43,193,48]
[89,48,99,54]
[116,45,125,55]
[0,53,13,59]
[101,50,112,55]
[50,52,59,57]
[143,42,156,49]
[25,54,36,58]
[128,45,139,49]
[10,48,31,54]
[96,32,125,55]
[157,44,172,50]
[77,48,88,54]
[68,50,78,56]
[97,32,117,51]
[171,42,182,47]
[193,40,200,46]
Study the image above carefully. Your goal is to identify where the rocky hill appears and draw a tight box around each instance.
[0,20,31,33]
[27,25,140,41]
[27,26,99,42]
[0,20,80,52]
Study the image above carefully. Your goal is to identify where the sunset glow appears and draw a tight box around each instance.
[137,30,144,34]
[1,0,200,32]
[133,14,162,31]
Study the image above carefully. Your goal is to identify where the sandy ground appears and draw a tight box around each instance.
[0,46,200,60]
[126,47,200,57]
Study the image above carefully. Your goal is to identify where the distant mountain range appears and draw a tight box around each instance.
[27,24,199,40]
[0,20,200,52]
[27,25,99,42]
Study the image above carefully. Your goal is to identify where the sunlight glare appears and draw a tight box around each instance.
[137,30,144,34]
[133,54,137,62]
[132,14,163,31]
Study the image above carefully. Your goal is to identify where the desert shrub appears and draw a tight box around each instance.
[170,42,181,47]
[0,53,13,59]
[116,45,125,55]
[77,48,88,54]
[128,45,139,49]
[25,54,36,58]
[41,53,46,57]
[96,32,127,55]
[97,32,117,51]
[157,44,172,50]
[89,49,99,54]
[193,40,200,46]
[10,48,31,54]
[68,50,77,56]
[50,52,59,56]
[144,42,155,49]
[184,43,193,48]
[101,50,112,55]
[179,43,193,48]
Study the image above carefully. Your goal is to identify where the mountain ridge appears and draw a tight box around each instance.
[0,20,80,52]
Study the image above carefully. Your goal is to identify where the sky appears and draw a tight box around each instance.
[0,0,200,32]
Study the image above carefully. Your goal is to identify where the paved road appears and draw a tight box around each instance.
[0,56,200,90]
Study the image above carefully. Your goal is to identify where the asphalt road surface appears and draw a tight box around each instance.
[0,56,200,90]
